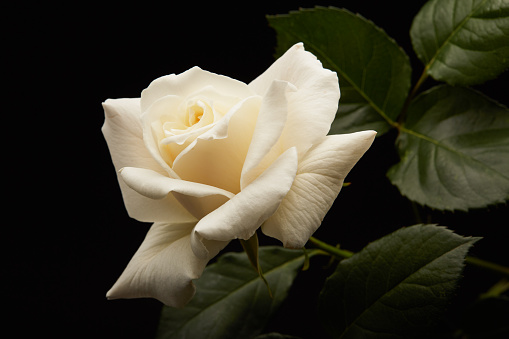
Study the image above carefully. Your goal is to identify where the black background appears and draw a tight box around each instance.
[5,1,508,338]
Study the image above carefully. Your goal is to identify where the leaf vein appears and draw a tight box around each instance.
[401,126,509,183]
[172,252,309,336]
[426,0,490,71]
[339,231,470,337]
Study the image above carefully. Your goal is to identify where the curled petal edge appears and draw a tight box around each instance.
[191,147,299,259]
[262,130,377,248]
[119,167,234,219]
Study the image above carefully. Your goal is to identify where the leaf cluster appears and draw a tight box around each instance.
[156,226,496,339]
[156,1,509,338]
[269,1,509,211]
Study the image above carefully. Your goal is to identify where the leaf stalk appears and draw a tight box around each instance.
[309,236,509,278]
[397,69,429,125]
[465,256,509,277]
[308,236,354,260]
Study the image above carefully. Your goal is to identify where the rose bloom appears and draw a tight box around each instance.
[102,43,376,307]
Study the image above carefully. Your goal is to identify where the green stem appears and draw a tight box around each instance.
[309,236,509,277]
[397,69,429,125]
[308,236,353,259]
[480,278,509,299]
[465,256,509,277]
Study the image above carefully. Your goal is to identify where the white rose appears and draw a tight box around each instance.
[102,43,376,307]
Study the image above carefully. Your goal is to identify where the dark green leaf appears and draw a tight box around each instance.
[268,7,411,136]
[387,85,509,210]
[319,224,480,339]
[328,103,393,136]
[410,0,509,86]
[156,247,313,339]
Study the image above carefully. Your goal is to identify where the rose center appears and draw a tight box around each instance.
[187,101,206,127]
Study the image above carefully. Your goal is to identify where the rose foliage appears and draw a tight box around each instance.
[102,1,509,338]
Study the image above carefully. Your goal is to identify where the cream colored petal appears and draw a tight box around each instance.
[200,93,262,141]
[262,131,376,248]
[240,80,295,189]
[102,98,160,174]
[140,66,255,113]
[172,96,262,194]
[106,221,224,308]
[249,43,340,153]
[120,167,234,219]
[191,147,298,259]
[102,98,192,223]
[140,95,183,174]
[142,86,248,171]
[180,84,248,118]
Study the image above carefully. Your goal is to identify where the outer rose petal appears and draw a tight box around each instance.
[106,221,220,308]
[191,147,298,259]
[262,131,377,248]
[240,80,295,189]
[119,167,234,219]
[102,98,194,223]
[249,43,340,153]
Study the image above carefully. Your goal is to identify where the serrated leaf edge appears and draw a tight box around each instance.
[322,225,480,338]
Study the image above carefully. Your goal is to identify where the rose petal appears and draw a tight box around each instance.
[249,43,340,153]
[191,147,298,259]
[140,95,185,173]
[120,167,234,219]
[179,95,258,146]
[172,96,262,194]
[262,131,377,248]
[106,221,222,308]
[142,86,254,171]
[102,98,159,173]
[140,66,255,113]
[240,80,296,189]
[102,98,193,223]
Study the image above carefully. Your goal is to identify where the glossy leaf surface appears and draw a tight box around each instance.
[319,224,479,338]
[411,0,509,85]
[388,85,509,210]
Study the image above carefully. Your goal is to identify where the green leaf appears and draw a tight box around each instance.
[328,103,393,137]
[318,224,480,339]
[387,85,509,210]
[156,247,313,339]
[267,7,411,136]
[410,0,509,86]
